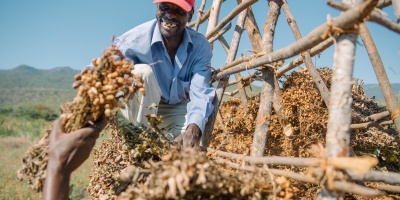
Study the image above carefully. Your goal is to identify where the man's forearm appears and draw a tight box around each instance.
[43,161,71,200]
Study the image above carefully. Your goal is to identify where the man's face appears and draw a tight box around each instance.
[156,2,193,39]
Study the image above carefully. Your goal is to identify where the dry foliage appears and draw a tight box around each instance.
[17,45,143,192]
[86,67,398,199]
[18,60,399,199]
[209,67,399,198]
[87,119,172,199]
[211,68,398,163]
[88,119,291,200]
[119,148,278,200]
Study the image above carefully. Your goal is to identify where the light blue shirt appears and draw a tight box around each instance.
[113,19,215,133]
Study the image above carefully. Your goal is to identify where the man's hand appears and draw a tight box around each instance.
[174,123,202,148]
[43,115,107,200]
[48,114,107,173]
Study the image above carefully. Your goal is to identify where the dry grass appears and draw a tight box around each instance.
[0,137,41,200]
[0,134,110,200]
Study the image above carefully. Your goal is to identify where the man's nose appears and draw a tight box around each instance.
[164,10,178,18]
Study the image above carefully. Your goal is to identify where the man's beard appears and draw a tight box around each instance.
[158,17,183,39]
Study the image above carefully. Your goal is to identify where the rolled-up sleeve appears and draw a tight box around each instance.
[186,43,215,133]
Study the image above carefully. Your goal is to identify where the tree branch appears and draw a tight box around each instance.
[376,184,400,194]
[276,37,335,78]
[214,157,386,197]
[251,0,281,156]
[215,0,379,80]
[346,170,400,185]
[188,5,211,28]
[208,23,232,44]
[204,147,400,185]
[205,147,318,167]
[359,22,400,135]
[327,1,400,33]
[364,110,390,122]
[193,0,207,31]
[202,0,249,147]
[282,0,331,106]
[205,0,258,39]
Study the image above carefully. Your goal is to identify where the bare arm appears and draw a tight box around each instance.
[42,115,106,200]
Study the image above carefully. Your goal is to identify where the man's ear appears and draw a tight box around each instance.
[187,9,194,22]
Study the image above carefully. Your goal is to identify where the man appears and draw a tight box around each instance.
[42,1,213,198]
[117,0,215,148]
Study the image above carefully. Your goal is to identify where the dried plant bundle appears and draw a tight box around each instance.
[88,119,289,199]
[211,68,398,165]
[17,44,143,192]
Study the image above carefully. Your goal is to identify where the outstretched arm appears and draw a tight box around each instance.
[182,41,214,148]
[42,115,106,200]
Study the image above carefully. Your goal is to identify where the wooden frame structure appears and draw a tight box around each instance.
[188,0,400,198]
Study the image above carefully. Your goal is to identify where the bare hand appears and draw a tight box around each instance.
[48,114,107,174]
[174,124,202,148]
[43,115,107,200]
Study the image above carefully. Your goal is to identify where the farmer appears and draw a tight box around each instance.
[43,1,213,198]
[117,0,215,148]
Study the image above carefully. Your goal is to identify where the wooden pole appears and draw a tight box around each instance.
[188,6,211,28]
[376,0,392,8]
[206,0,223,34]
[251,0,281,157]
[233,74,249,108]
[328,1,400,34]
[214,157,386,196]
[277,37,335,77]
[238,0,263,51]
[202,1,249,147]
[359,22,400,135]
[218,36,230,53]
[194,0,207,31]
[201,0,223,147]
[215,0,379,79]
[238,0,293,136]
[321,0,373,198]
[205,0,258,39]
[393,0,400,23]
[208,23,232,44]
[227,71,261,86]
[282,0,331,106]
[215,22,249,109]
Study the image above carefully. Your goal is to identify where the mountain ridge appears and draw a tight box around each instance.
[0,65,80,89]
[0,66,398,107]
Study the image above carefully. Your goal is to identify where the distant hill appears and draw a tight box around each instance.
[0,65,398,110]
[0,65,79,110]
[363,83,400,101]
[0,65,80,89]
[223,82,400,102]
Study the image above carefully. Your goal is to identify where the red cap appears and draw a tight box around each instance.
[153,0,195,12]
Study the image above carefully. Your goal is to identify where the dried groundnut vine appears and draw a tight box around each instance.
[17,44,144,192]
[118,148,274,199]
[64,44,144,132]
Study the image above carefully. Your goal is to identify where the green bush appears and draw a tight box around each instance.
[14,105,58,121]
[0,108,13,115]
[0,105,55,138]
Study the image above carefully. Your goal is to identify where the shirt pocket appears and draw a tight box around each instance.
[177,77,190,100]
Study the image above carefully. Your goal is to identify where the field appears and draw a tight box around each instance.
[0,66,399,199]
[0,66,89,199]
[0,66,255,199]
[0,95,114,199]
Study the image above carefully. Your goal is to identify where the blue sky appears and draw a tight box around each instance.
[0,0,399,84]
